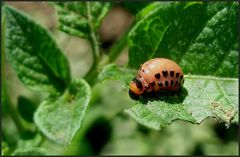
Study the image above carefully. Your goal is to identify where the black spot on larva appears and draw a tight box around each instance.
[150,81,155,86]
[175,81,178,86]
[170,70,174,77]
[155,73,160,79]
[180,75,183,80]
[182,79,185,84]
[142,69,145,72]
[162,70,168,77]
[176,72,180,78]
[133,77,142,90]
[171,80,174,86]
[158,82,163,87]
[165,80,169,86]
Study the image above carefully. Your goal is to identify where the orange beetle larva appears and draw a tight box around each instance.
[129,58,184,100]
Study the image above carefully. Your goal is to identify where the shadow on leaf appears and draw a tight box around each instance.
[138,87,188,104]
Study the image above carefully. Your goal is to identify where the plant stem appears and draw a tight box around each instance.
[88,30,100,76]
[8,99,26,134]
[84,30,130,85]
[84,9,135,85]
[84,2,101,83]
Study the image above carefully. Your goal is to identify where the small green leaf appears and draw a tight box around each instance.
[3,5,71,94]
[52,2,112,38]
[34,79,91,146]
[125,75,238,130]
[98,64,136,86]
[128,2,238,78]
[17,96,37,122]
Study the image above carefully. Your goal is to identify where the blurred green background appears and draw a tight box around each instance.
[2,2,238,155]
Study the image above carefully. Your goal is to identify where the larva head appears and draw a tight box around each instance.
[129,77,143,100]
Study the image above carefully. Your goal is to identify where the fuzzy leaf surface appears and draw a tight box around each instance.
[34,79,91,146]
[4,5,71,94]
[52,2,111,38]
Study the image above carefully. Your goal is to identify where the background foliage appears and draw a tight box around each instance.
[2,1,238,155]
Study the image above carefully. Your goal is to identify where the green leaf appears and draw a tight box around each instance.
[128,2,238,78]
[98,63,238,129]
[3,5,71,94]
[125,2,238,130]
[17,96,37,122]
[52,2,112,38]
[125,75,238,130]
[34,79,91,146]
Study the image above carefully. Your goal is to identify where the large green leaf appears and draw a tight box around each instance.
[98,64,238,130]
[34,79,91,146]
[52,2,112,38]
[3,5,71,94]
[125,75,238,130]
[125,1,238,130]
[128,2,238,78]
